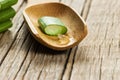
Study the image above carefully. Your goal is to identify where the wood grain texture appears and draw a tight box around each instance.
[0,0,26,66]
[61,0,87,80]
[0,0,96,80]
[70,0,120,80]
[61,0,85,13]
[0,0,86,80]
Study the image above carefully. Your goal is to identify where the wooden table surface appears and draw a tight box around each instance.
[0,0,120,80]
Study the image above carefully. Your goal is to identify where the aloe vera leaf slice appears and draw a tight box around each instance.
[38,16,67,35]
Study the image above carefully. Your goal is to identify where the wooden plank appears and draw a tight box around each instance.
[0,23,30,79]
[12,0,25,11]
[62,47,77,80]
[0,0,68,80]
[15,0,69,79]
[23,50,69,80]
[61,0,85,13]
[0,0,87,80]
[15,41,38,80]
[70,0,120,80]
[0,0,25,65]
[61,0,90,80]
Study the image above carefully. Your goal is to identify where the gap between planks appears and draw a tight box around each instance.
[0,0,26,66]
[62,0,93,80]
[0,0,92,80]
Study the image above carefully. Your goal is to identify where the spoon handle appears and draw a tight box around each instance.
[27,0,59,6]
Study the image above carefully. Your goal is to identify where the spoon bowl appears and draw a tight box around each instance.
[23,1,87,50]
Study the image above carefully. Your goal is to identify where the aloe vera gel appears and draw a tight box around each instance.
[38,16,67,36]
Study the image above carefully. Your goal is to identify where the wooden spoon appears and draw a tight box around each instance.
[23,0,88,50]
